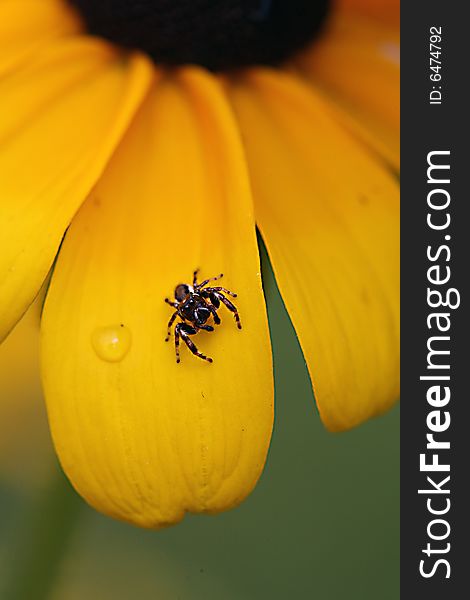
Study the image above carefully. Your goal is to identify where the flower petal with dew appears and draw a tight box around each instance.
[0,38,154,342]
[227,69,399,432]
[41,69,274,528]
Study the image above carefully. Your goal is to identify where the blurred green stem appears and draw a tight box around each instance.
[3,465,82,600]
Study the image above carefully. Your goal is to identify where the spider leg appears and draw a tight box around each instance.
[174,323,181,363]
[211,292,242,329]
[203,286,237,298]
[165,311,178,342]
[199,291,222,323]
[201,290,220,309]
[193,268,200,286]
[176,323,213,363]
[202,296,221,324]
[165,297,178,309]
[197,324,214,332]
[195,273,224,290]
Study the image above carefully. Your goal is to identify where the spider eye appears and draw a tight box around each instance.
[175,284,190,302]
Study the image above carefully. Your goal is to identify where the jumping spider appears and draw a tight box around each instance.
[165,269,242,363]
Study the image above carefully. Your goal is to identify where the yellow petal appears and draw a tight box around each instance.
[294,12,399,169]
[0,38,154,342]
[338,0,399,25]
[0,0,82,76]
[0,299,41,464]
[227,69,399,432]
[41,68,274,529]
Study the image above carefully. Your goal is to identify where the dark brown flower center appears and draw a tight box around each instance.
[70,0,330,71]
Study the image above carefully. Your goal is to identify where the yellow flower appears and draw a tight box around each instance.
[0,0,399,528]
[0,300,42,472]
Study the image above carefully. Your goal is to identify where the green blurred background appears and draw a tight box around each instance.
[0,255,399,600]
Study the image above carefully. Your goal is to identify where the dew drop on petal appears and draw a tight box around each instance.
[91,324,132,362]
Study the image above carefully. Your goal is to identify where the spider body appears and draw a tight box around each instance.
[165,270,241,363]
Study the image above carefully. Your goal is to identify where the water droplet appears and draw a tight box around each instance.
[91,324,132,362]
